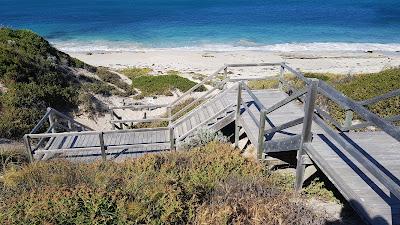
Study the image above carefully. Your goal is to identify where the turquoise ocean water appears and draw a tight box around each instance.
[1,0,400,52]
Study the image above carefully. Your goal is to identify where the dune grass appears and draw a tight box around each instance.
[0,142,325,224]
[132,74,206,98]
[248,68,400,124]
[119,67,152,79]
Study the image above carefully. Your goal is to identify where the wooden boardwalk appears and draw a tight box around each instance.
[24,63,400,225]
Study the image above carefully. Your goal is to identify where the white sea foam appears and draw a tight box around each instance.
[53,40,400,53]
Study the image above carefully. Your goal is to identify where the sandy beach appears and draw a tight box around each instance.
[69,49,400,130]
[70,50,400,76]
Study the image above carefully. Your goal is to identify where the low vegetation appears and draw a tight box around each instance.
[0,145,28,174]
[0,142,326,224]
[119,67,152,79]
[0,28,88,139]
[250,68,400,124]
[248,77,280,89]
[132,74,206,98]
[0,28,132,139]
[96,67,135,96]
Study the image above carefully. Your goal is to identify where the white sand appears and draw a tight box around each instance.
[70,50,400,76]
[69,49,400,130]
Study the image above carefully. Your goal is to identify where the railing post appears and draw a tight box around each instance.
[279,64,285,91]
[169,126,175,151]
[223,66,228,79]
[110,109,115,130]
[234,82,242,148]
[23,135,34,163]
[295,79,318,192]
[99,132,107,161]
[167,106,172,125]
[257,109,267,160]
[344,109,353,130]
[48,111,56,133]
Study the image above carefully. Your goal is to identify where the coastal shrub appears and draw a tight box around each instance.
[81,82,114,96]
[132,74,206,97]
[0,142,324,224]
[0,28,95,139]
[282,68,400,124]
[0,145,29,174]
[78,92,108,118]
[180,128,227,149]
[248,77,280,89]
[335,68,400,118]
[96,67,135,96]
[195,176,324,225]
[119,67,152,78]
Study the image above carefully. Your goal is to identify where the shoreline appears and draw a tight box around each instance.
[69,49,400,76]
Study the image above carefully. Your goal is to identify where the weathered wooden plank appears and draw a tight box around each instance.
[264,135,302,153]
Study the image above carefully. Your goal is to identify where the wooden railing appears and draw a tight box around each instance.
[279,63,400,132]
[23,107,93,162]
[24,126,171,162]
[108,63,284,145]
[277,67,400,198]
[225,63,399,199]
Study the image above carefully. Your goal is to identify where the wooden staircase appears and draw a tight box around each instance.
[24,63,400,225]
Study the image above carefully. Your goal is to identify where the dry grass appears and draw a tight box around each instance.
[0,145,29,174]
[248,77,280,90]
[0,142,325,224]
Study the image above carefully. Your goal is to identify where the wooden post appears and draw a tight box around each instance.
[110,109,115,130]
[169,126,175,151]
[279,65,285,91]
[234,82,242,148]
[344,109,353,129]
[167,106,172,125]
[295,79,318,192]
[67,120,72,131]
[23,135,34,163]
[257,109,267,160]
[99,132,107,161]
[223,67,228,79]
[48,111,56,133]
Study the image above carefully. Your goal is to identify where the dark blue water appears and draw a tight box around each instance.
[1,0,400,51]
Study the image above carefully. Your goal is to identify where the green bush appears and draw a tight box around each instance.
[96,67,135,96]
[0,28,91,139]
[0,28,105,139]
[119,67,152,78]
[132,74,206,97]
[335,68,400,118]
[0,142,324,224]
[283,68,400,124]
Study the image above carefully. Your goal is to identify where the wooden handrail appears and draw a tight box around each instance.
[168,65,227,107]
[312,114,400,200]
[170,78,228,121]
[280,62,311,84]
[49,108,93,131]
[110,118,170,124]
[171,82,237,127]
[226,62,282,67]
[241,82,267,111]
[358,89,400,106]
[109,104,168,110]
[265,87,308,114]
[318,81,400,141]
[30,108,53,134]
[26,126,170,139]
